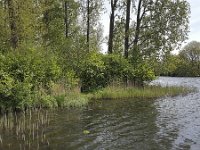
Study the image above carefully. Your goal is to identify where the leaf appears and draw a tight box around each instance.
[83,130,90,134]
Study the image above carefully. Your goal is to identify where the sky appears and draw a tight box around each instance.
[187,0,200,43]
[101,0,200,53]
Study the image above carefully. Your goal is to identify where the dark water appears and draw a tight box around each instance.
[1,77,200,150]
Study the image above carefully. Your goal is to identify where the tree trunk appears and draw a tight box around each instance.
[133,0,142,56]
[124,0,131,86]
[108,0,118,54]
[64,1,69,38]
[87,0,90,52]
[7,0,18,49]
[124,0,131,59]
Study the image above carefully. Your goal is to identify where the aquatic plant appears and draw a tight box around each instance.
[91,85,193,100]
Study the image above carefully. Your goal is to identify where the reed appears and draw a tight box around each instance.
[91,85,193,100]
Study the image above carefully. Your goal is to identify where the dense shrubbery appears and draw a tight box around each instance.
[79,52,107,92]
[0,48,156,111]
[0,47,61,111]
[79,52,155,92]
[133,62,155,86]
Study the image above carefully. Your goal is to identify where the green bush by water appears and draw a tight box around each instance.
[0,48,61,111]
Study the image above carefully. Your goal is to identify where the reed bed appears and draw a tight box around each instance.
[90,85,193,100]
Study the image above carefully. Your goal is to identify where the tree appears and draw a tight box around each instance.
[113,20,125,54]
[79,0,104,52]
[178,41,200,76]
[180,41,200,66]
[108,0,118,54]
[160,53,181,76]
[87,0,90,51]
[129,0,190,63]
[0,0,41,50]
[124,0,131,59]
[64,0,69,38]
[0,0,10,51]
[7,0,18,49]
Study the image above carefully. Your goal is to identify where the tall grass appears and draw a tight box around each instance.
[51,83,90,108]
[91,85,193,100]
[54,93,89,108]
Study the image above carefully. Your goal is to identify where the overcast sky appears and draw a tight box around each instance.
[187,0,200,43]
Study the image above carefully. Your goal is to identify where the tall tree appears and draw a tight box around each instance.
[64,0,69,38]
[87,0,90,52]
[180,41,200,67]
[79,0,103,52]
[108,0,118,54]
[7,0,18,49]
[132,0,143,62]
[124,0,131,59]
[0,0,10,51]
[130,0,190,62]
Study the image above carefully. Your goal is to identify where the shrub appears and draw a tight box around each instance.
[79,52,106,92]
[0,47,61,110]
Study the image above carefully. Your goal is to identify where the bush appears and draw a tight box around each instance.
[0,47,61,111]
[79,53,134,92]
[103,54,132,81]
[133,62,155,86]
[79,52,106,92]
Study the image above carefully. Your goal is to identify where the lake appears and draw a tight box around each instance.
[1,77,200,150]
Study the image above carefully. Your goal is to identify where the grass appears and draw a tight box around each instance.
[90,85,194,100]
[54,92,89,108]
[52,84,194,108]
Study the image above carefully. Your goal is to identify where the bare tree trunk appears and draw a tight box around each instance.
[7,0,18,49]
[108,0,118,54]
[133,0,142,55]
[124,0,131,59]
[124,0,131,86]
[87,0,90,52]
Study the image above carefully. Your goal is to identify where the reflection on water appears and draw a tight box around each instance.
[0,109,51,149]
[1,77,200,150]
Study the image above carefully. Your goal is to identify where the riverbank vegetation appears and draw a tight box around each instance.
[0,0,190,112]
[91,85,192,100]
[159,41,200,77]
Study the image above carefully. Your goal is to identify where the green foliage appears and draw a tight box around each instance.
[0,47,61,110]
[79,53,135,92]
[0,0,190,111]
[79,52,106,92]
[177,41,200,76]
[133,62,155,85]
[79,52,156,92]
[160,41,200,77]
[54,93,89,108]
[103,54,131,80]
[160,54,181,76]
